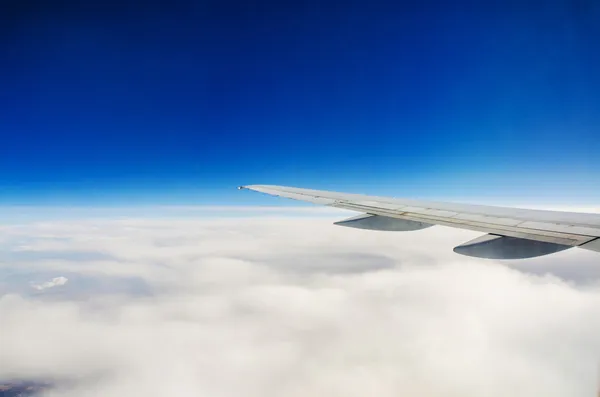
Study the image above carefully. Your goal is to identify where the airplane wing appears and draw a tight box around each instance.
[238,184,600,259]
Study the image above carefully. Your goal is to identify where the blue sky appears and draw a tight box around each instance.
[1,1,599,206]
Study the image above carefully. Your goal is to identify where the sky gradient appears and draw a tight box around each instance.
[1,0,599,206]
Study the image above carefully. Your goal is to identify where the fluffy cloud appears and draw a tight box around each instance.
[30,276,68,291]
[1,211,600,397]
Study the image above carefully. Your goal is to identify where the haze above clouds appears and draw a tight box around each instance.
[1,210,600,396]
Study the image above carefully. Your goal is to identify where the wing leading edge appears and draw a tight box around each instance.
[239,184,600,259]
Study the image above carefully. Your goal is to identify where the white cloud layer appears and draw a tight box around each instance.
[1,212,600,396]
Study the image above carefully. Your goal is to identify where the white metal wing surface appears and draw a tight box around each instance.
[239,184,600,259]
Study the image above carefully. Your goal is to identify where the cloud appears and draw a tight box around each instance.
[30,276,68,291]
[0,213,600,396]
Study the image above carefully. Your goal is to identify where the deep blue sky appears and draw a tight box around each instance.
[1,0,599,206]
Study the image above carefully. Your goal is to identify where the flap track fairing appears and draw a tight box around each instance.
[334,214,433,231]
[453,234,572,259]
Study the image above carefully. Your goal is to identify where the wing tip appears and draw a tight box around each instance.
[237,184,273,191]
